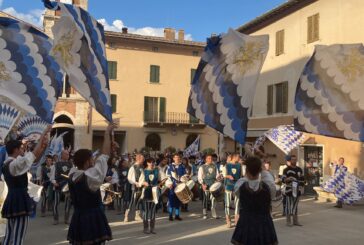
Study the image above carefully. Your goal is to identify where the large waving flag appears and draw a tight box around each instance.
[183,135,200,157]
[294,44,364,142]
[43,0,112,122]
[0,103,20,142]
[254,125,305,155]
[0,17,64,123]
[17,114,49,142]
[187,28,268,144]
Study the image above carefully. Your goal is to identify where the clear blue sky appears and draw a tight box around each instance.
[1,0,286,41]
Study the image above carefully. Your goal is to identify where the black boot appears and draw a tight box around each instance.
[150,220,156,234]
[143,220,149,234]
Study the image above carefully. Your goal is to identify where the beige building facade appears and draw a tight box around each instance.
[235,0,364,179]
[40,0,219,154]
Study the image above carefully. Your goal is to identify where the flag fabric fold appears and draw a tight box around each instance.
[183,136,200,157]
[17,114,49,142]
[44,0,112,122]
[0,103,20,142]
[0,17,64,123]
[294,44,364,142]
[187,28,268,144]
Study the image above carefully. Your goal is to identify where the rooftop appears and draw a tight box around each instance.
[237,0,318,34]
[105,30,206,48]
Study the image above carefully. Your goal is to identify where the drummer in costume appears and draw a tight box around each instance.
[282,155,304,226]
[198,154,219,220]
[231,157,278,245]
[222,153,243,227]
[40,155,53,217]
[166,153,187,221]
[124,154,144,222]
[139,158,161,234]
[67,124,116,245]
[50,150,73,225]
[2,127,50,245]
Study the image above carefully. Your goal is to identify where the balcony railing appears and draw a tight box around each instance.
[143,111,201,124]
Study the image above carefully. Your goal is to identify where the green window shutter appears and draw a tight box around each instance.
[267,85,273,115]
[307,15,313,43]
[108,61,117,80]
[282,81,288,113]
[191,69,197,84]
[159,97,166,122]
[150,65,160,83]
[313,13,320,41]
[144,96,149,121]
[111,94,117,113]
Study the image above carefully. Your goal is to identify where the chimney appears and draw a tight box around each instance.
[178,29,185,41]
[122,27,128,34]
[164,28,176,40]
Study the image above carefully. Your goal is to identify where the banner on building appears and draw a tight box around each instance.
[0,17,64,123]
[44,0,113,122]
[294,44,364,142]
[187,28,268,144]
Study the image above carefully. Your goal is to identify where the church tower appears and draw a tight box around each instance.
[43,0,88,38]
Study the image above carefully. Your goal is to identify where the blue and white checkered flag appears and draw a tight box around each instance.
[183,136,200,157]
[187,29,269,144]
[44,0,113,122]
[264,125,305,155]
[0,17,64,123]
[323,165,364,204]
[295,44,364,142]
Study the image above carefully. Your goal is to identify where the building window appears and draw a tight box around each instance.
[145,133,161,151]
[152,47,159,52]
[144,96,166,122]
[108,61,117,80]
[186,134,198,148]
[192,51,199,56]
[267,81,288,115]
[190,69,197,84]
[150,65,160,83]
[111,94,117,113]
[275,29,284,56]
[307,13,319,43]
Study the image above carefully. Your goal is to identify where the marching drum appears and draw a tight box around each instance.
[175,183,193,204]
[209,182,225,202]
[186,180,195,191]
[186,179,199,199]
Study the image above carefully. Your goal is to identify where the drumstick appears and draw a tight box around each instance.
[61,174,122,196]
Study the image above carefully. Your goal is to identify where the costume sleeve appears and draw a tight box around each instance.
[198,167,204,185]
[127,165,136,185]
[8,152,36,176]
[221,165,227,177]
[139,171,146,186]
[281,167,288,183]
[261,170,276,200]
[85,154,109,192]
[50,164,56,184]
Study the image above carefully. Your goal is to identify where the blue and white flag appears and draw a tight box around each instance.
[0,17,64,123]
[0,103,20,142]
[17,114,49,142]
[322,165,364,204]
[264,125,305,155]
[183,136,200,157]
[252,134,266,153]
[43,0,112,122]
[295,44,364,142]
[187,28,268,144]
[49,131,67,157]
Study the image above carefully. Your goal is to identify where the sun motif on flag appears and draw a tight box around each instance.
[232,41,265,75]
[52,27,77,68]
[0,62,11,81]
[337,47,364,82]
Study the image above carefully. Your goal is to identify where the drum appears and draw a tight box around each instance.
[175,183,193,204]
[180,175,189,183]
[191,175,198,183]
[186,180,195,191]
[209,182,225,202]
[165,178,173,189]
[187,179,199,199]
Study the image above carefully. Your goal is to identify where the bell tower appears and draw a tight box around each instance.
[43,0,89,38]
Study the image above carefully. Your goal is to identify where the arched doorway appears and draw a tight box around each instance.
[145,133,161,151]
[186,134,198,148]
[52,114,75,150]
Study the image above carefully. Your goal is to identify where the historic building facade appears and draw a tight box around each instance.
[236,0,364,179]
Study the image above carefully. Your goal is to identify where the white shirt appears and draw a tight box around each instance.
[197,164,219,185]
[7,152,36,176]
[127,163,143,187]
[158,165,168,180]
[71,154,109,192]
[234,170,276,200]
